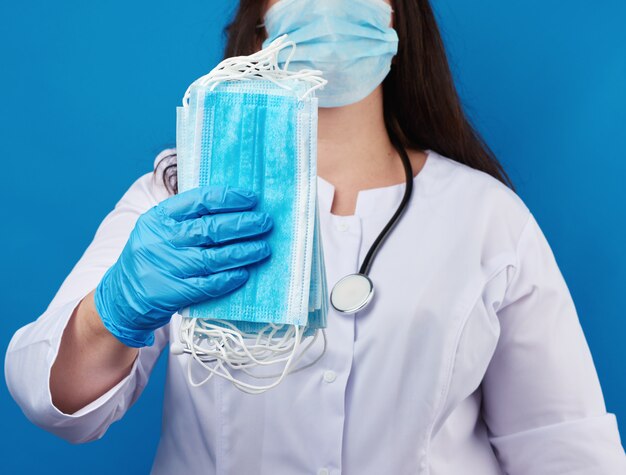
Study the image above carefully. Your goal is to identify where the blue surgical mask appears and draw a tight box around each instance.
[177,78,321,329]
[174,37,329,393]
[262,0,399,108]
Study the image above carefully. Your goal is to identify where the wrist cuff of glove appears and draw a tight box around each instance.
[100,318,156,348]
[94,278,156,348]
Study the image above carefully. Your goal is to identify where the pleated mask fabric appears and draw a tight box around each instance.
[172,36,329,393]
[177,79,319,328]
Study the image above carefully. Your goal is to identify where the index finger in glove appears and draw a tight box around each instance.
[158,185,257,221]
[171,211,273,247]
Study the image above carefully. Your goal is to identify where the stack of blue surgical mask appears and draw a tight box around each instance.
[173,36,329,394]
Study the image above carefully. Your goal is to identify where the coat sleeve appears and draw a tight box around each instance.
[4,160,173,444]
[481,212,626,473]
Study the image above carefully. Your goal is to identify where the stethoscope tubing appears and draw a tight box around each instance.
[329,132,415,314]
[358,136,414,276]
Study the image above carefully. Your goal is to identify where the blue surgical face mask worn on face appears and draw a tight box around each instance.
[262,0,399,108]
[174,37,329,393]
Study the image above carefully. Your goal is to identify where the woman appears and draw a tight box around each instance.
[6,0,625,473]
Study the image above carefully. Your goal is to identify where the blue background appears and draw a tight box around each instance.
[1,0,624,472]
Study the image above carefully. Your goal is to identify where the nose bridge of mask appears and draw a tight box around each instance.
[277,20,395,49]
[174,35,329,394]
[265,0,392,26]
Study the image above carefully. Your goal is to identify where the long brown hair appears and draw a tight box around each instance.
[156,0,514,195]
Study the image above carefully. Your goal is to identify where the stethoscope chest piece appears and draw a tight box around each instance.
[330,273,374,314]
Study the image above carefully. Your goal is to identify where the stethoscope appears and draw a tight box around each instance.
[330,136,415,314]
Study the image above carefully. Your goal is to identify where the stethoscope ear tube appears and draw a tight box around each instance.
[330,136,415,314]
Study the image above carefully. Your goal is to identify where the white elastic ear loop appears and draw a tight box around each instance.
[183,319,302,367]
[181,34,327,107]
[185,323,305,394]
[241,328,327,379]
[188,323,297,365]
[179,317,325,394]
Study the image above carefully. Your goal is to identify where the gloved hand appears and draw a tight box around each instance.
[94,185,273,348]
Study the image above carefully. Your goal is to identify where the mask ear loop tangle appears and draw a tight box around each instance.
[182,34,327,107]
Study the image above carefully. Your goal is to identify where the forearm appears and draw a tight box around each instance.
[50,289,139,414]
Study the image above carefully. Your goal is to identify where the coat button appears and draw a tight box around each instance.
[336,222,349,232]
[323,370,337,383]
[317,469,329,475]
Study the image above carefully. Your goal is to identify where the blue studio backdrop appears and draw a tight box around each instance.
[1,1,624,473]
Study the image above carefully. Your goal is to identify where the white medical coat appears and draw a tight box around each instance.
[5,149,626,474]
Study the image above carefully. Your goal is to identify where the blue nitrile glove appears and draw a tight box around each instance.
[94,185,273,348]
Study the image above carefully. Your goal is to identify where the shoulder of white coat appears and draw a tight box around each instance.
[116,149,175,211]
[428,150,532,243]
[150,148,177,202]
